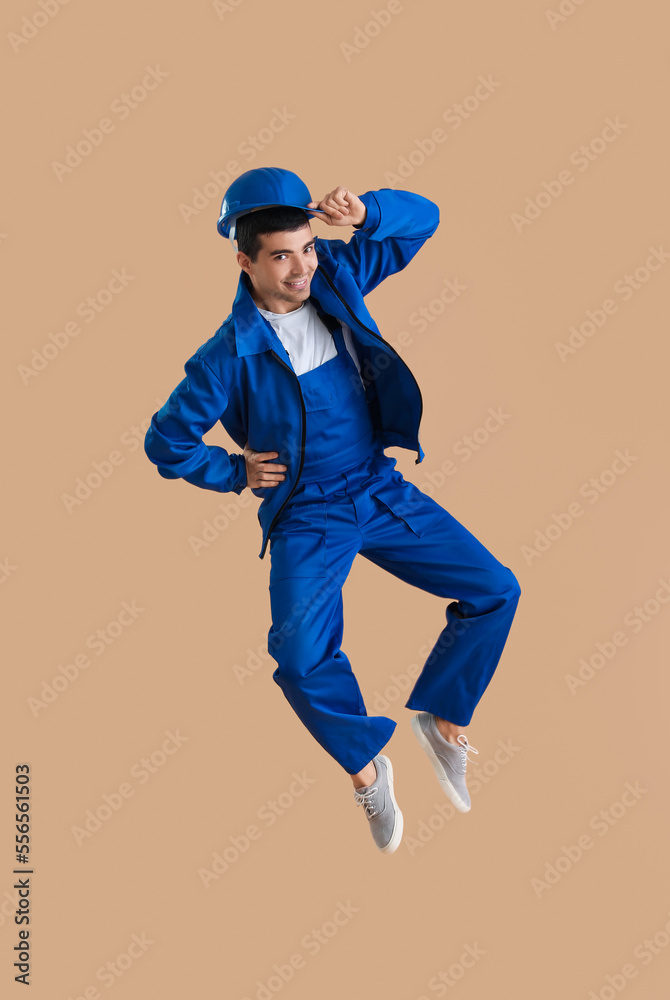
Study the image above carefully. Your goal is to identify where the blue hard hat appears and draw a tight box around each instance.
[217,167,323,242]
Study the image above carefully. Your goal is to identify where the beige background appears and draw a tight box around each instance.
[3,0,669,997]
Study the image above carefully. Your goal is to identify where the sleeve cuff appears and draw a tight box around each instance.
[229,451,248,494]
[352,191,380,234]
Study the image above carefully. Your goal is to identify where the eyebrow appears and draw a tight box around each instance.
[269,238,316,256]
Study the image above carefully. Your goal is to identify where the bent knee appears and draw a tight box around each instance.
[268,627,314,683]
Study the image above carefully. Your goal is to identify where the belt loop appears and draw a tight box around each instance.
[341,466,357,503]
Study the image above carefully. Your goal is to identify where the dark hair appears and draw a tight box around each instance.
[236,206,311,261]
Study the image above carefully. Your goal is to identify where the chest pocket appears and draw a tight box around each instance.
[298,368,338,412]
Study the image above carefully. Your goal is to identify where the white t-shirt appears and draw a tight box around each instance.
[257,299,363,380]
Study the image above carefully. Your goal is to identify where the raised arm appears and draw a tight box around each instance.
[308,187,440,296]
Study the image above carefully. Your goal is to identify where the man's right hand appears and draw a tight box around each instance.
[243,441,287,488]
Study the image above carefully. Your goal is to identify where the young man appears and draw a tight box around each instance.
[144,166,521,855]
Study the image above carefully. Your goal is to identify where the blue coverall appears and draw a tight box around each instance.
[143,187,521,775]
[267,316,520,775]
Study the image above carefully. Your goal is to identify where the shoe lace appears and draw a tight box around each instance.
[353,786,380,818]
[456,734,479,770]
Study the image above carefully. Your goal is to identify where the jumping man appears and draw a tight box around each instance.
[144,167,521,854]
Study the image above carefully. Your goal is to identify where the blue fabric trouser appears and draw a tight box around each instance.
[266,450,521,775]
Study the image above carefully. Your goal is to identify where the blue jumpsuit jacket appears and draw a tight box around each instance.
[143,187,440,560]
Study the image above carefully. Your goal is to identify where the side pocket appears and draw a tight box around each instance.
[269,502,328,582]
[369,477,445,537]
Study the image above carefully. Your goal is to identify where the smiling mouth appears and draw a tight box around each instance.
[284,278,308,289]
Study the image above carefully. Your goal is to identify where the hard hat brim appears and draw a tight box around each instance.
[217,203,327,238]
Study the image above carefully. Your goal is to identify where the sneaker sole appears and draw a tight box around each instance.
[410,714,471,813]
[376,755,404,854]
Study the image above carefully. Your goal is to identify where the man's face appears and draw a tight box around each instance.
[237,224,318,314]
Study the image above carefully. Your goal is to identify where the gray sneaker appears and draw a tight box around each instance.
[352,754,403,854]
[411,712,479,813]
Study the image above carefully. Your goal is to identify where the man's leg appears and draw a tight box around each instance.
[266,489,405,853]
[359,472,521,727]
[355,469,520,810]
[433,718,467,744]
[266,496,397,777]
[351,760,377,788]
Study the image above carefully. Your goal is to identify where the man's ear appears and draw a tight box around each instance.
[236,251,251,275]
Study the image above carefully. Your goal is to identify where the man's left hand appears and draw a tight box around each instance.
[307,187,367,227]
